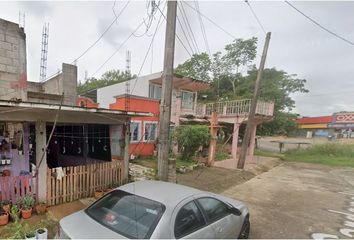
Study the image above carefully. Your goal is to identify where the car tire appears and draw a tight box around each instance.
[238,217,250,239]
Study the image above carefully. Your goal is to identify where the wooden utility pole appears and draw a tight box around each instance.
[238,32,271,169]
[158,0,177,181]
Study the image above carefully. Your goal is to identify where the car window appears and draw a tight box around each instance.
[85,190,165,239]
[174,201,206,238]
[196,197,230,222]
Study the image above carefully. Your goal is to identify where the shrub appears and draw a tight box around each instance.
[20,195,35,210]
[174,125,211,160]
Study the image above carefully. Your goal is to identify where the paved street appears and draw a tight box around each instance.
[222,162,354,239]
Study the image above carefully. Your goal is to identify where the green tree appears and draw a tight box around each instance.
[257,111,300,136]
[212,37,257,95]
[174,37,308,136]
[78,70,136,94]
[175,53,212,81]
[239,67,308,111]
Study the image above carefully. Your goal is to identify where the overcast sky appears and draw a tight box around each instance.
[0,0,353,117]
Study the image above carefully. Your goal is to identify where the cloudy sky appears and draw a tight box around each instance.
[0,0,353,116]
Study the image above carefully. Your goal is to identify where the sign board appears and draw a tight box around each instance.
[333,112,354,124]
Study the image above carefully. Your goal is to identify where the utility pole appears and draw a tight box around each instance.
[238,32,271,169]
[158,0,177,181]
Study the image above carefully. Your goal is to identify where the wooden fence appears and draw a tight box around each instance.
[47,161,123,206]
[0,176,36,203]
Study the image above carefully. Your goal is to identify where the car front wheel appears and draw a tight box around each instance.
[238,217,250,239]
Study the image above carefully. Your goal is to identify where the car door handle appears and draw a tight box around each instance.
[215,227,223,233]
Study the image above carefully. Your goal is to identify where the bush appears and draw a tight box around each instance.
[174,125,211,160]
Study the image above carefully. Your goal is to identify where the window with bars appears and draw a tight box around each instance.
[144,122,157,142]
[130,121,141,142]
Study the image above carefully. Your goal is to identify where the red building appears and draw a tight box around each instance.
[110,95,160,157]
[76,96,99,108]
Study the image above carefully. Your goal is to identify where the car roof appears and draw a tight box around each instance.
[118,180,203,207]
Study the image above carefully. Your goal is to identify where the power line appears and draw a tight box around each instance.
[131,5,166,94]
[245,0,266,35]
[156,5,193,57]
[133,0,162,37]
[194,1,211,55]
[176,14,196,55]
[44,1,131,82]
[285,1,354,46]
[183,1,236,40]
[73,1,131,63]
[179,2,200,53]
[90,20,146,78]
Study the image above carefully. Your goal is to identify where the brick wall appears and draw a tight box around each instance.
[0,18,27,101]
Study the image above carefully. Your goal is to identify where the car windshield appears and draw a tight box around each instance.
[85,190,165,239]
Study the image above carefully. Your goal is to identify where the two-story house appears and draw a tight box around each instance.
[94,72,210,157]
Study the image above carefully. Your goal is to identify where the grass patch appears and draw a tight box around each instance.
[131,157,157,169]
[283,143,354,168]
[255,149,284,158]
[215,151,230,161]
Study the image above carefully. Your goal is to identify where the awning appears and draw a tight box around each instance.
[179,117,210,124]
[0,100,151,125]
[150,76,210,92]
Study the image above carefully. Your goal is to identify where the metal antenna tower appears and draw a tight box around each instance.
[19,12,25,29]
[125,50,131,111]
[39,23,49,82]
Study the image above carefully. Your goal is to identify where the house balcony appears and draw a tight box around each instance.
[195,99,274,120]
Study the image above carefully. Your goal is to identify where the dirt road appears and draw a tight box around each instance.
[222,162,354,239]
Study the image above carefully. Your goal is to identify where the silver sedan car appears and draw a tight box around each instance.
[57,180,250,239]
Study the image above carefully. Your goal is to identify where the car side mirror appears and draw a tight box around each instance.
[228,207,242,216]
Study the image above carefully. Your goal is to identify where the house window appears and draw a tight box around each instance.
[181,91,194,110]
[149,84,162,99]
[144,122,157,141]
[130,121,141,142]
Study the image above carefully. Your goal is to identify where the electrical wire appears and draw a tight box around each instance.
[183,1,236,40]
[73,1,131,63]
[285,1,354,46]
[130,3,166,94]
[90,20,146,78]
[133,0,163,37]
[176,14,197,55]
[194,1,211,55]
[245,0,267,35]
[179,2,200,54]
[44,1,131,82]
[156,5,193,57]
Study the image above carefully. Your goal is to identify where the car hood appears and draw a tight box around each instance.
[59,210,126,239]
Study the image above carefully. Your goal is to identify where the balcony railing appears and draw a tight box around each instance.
[196,99,274,117]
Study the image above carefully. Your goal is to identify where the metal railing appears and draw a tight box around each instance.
[196,99,274,117]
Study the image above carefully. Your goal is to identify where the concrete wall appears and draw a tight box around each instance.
[0,18,27,101]
[28,63,77,106]
[61,63,77,105]
[97,76,150,109]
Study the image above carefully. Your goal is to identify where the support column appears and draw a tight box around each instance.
[123,122,130,183]
[207,111,218,167]
[232,118,240,161]
[35,121,47,202]
[246,123,258,162]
